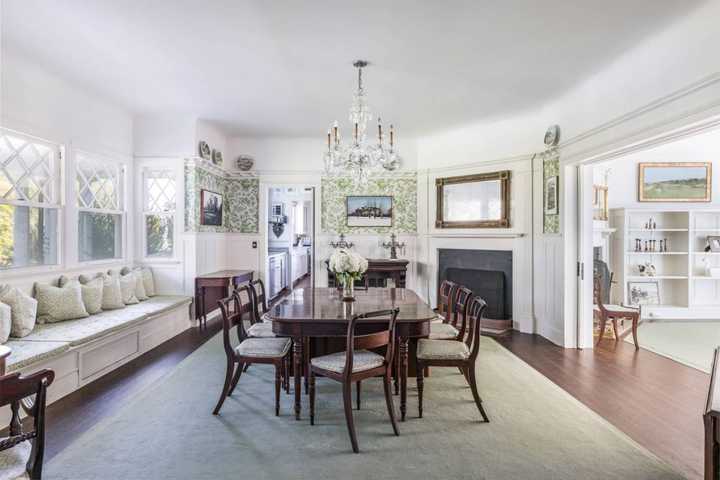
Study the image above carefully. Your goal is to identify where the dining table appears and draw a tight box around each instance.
[268,287,436,421]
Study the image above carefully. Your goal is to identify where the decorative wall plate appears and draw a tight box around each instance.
[212,149,223,166]
[198,141,212,160]
[236,155,254,171]
[544,125,560,147]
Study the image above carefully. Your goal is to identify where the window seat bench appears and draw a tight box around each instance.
[1,295,193,423]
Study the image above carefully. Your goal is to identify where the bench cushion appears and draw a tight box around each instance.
[5,340,70,372]
[21,296,191,347]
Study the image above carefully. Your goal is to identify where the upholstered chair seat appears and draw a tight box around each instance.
[417,338,470,361]
[428,322,459,340]
[593,304,637,313]
[235,337,291,359]
[310,350,384,374]
[247,322,276,338]
[0,441,31,480]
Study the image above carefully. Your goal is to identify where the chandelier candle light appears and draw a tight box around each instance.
[324,60,401,182]
[329,249,368,301]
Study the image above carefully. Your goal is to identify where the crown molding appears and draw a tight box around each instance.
[185,157,258,179]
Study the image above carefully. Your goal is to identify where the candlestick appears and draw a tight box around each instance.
[390,124,394,148]
[378,117,382,144]
[327,130,331,150]
[333,121,339,146]
[354,122,358,143]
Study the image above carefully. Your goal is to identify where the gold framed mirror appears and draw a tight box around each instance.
[435,170,511,228]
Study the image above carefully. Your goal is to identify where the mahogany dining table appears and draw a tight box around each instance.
[269,287,436,421]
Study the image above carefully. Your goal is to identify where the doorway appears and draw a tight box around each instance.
[266,185,315,300]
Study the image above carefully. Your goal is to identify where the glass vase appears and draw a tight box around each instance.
[342,278,355,301]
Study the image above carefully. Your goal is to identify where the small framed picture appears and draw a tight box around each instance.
[592,185,608,221]
[708,236,720,253]
[346,195,393,227]
[545,176,558,215]
[638,162,712,202]
[200,189,223,226]
[627,281,660,307]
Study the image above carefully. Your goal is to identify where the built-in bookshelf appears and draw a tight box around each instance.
[610,208,720,320]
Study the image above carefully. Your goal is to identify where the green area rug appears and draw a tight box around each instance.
[625,321,720,373]
[47,334,684,479]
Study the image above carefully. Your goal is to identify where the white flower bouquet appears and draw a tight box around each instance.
[329,249,368,297]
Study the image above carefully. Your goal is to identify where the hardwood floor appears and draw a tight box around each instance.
[25,300,707,479]
[495,331,708,480]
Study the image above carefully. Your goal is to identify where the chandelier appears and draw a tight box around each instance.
[324,60,400,181]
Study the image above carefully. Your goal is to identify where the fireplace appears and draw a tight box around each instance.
[438,249,513,333]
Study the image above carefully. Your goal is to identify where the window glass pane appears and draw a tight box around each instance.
[144,170,175,212]
[78,211,122,262]
[0,204,58,269]
[0,131,56,204]
[76,153,120,210]
[145,214,174,257]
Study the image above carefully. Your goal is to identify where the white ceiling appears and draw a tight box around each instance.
[1,0,705,137]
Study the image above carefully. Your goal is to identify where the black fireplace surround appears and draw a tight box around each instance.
[438,249,512,320]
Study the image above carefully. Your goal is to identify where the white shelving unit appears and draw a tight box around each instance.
[610,208,720,320]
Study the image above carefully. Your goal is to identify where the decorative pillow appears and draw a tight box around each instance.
[133,269,149,301]
[92,273,125,310]
[139,267,156,297]
[59,275,104,315]
[0,302,11,344]
[0,285,38,338]
[112,270,139,305]
[34,281,89,324]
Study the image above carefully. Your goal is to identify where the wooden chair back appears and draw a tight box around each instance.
[217,284,255,356]
[466,297,488,361]
[249,279,269,324]
[705,347,720,480]
[438,280,457,321]
[1,369,55,479]
[344,308,400,379]
[451,286,473,335]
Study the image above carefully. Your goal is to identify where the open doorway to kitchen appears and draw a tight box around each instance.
[266,185,315,300]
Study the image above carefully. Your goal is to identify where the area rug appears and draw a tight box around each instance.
[47,334,684,480]
[625,320,720,373]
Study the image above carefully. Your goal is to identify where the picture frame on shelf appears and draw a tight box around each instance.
[545,176,558,215]
[627,281,660,307]
[592,185,608,221]
[346,195,393,227]
[708,236,720,253]
[638,162,712,202]
[200,189,223,226]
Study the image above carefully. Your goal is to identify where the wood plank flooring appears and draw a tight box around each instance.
[23,306,707,479]
[495,332,708,480]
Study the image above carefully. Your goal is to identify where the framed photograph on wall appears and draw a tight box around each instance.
[545,176,558,215]
[346,196,393,227]
[627,281,660,307]
[638,162,712,202]
[200,189,223,226]
[592,185,608,221]
[708,236,720,253]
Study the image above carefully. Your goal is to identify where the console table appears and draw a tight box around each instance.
[326,258,409,288]
[195,270,254,326]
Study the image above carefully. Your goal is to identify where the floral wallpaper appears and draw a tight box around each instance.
[543,148,560,234]
[321,175,417,234]
[184,163,259,233]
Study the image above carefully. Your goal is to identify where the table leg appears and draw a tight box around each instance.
[399,337,408,422]
[293,336,303,420]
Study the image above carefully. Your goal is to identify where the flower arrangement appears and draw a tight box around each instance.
[329,249,368,299]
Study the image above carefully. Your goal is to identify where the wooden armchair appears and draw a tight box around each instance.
[416,296,490,422]
[0,369,55,479]
[309,308,400,453]
[594,274,640,349]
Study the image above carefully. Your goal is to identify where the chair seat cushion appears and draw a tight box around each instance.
[311,350,384,374]
[594,304,639,314]
[417,339,470,361]
[247,322,276,338]
[0,440,31,480]
[429,322,459,340]
[236,337,290,359]
[5,340,71,373]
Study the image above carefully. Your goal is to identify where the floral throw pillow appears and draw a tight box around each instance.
[0,302,11,343]
[0,285,38,338]
[60,275,104,315]
[34,281,89,324]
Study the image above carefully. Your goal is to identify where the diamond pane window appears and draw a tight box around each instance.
[76,152,121,210]
[143,169,176,258]
[0,130,57,204]
[145,170,176,212]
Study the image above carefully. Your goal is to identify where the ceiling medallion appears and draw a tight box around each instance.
[323,60,400,182]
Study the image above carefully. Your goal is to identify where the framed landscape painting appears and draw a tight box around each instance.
[346,196,392,227]
[200,189,223,226]
[627,281,660,307]
[638,162,711,202]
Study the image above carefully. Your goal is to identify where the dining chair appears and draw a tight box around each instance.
[0,369,55,480]
[435,279,458,322]
[594,274,640,349]
[213,285,291,416]
[247,279,276,338]
[429,285,472,340]
[416,296,490,422]
[308,308,400,453]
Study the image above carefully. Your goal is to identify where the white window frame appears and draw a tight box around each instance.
[141,167,177,260]
[75,150,126,265]
[136,158,182,263]
[0,127,64,272]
